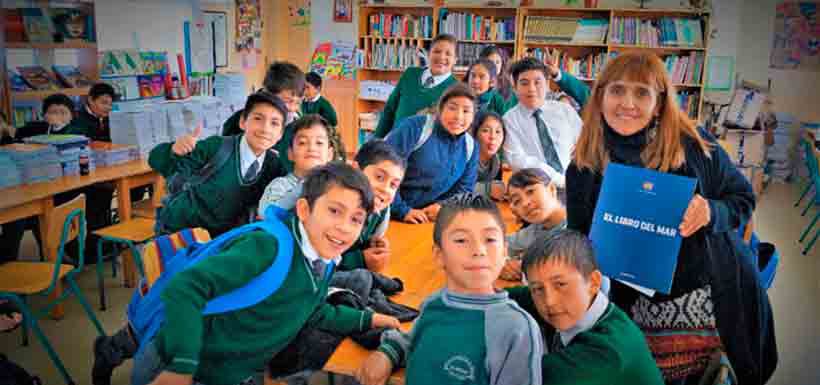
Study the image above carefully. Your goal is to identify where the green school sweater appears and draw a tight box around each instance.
[301,95,338,127]
[373,67,457,138]
[379,288,543,385]
[66,107,110,141]
[506,287,664,385]
[478,89,508,116]
[156,216,374,385]
[339,208,390,271]
[148,135,286,236]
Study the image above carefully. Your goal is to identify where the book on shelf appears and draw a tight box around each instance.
[4,9,27,42]
[366,41,426,70]
[524,16,578,43]
[21,7,54,43]
[52,65,95,88]
[573,19,609,44]
[368,12,433,38]
[664,52,704,84]
[10,100,41,128]
[438,9,515,41]
[677,90,700,118]
[456,43,512,69]
[610,17,703,47]
[527,48,608,80]
[7,70,31,92]
[16,66,62,91]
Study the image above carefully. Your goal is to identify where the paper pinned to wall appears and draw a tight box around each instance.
[185,20,215,76]
[204,12,229,67]
[705,56,735,91]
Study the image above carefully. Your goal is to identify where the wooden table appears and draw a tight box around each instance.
[322,205,520,384]
[0,159,163,318]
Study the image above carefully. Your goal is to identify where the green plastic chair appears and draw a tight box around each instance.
[0,194,105,385]
[799,136,820,254]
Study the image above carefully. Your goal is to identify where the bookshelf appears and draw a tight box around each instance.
[2,0,99,128]
[353,4,711,148]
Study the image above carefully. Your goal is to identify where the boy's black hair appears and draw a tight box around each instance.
[263,61,306,97]
[508,168,566,205]
[301,162,375,215]
[433,193,506,247]
[355,139,406,172]
[240,91,289,123]
[89,83,116,100]
[432,33,458,48]
[42,93,75,114]
[288,114,331,149]
[522,229,598,278]
[509,57,550,84]
[467,59,498,82]
[437,83,477,114]
[305,72,322,90]
[469,110,506,147]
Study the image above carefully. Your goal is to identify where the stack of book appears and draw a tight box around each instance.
[109,109,156,157]
[524,16,579,43]
[367,42,424,70]
[89,141,136,167]
[528,48,608,80]
[438,9,515,41]
[0,143,63,184]
[572,19,609,44]
[664,52,705,84]
[23,134,91,176]
[0,153,23,189]
[368,13,433,38]
[10,100,41,128]
[610,17,703,47]
[677,90,700,118]
[455,43,503,69]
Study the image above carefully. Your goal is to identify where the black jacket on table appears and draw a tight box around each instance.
[565,124,777,385]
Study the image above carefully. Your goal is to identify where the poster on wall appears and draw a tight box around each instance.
[205,11,229,68]
[288,0,311,27]
[309,41,357,80]
[334,0,353,23]
[770,2,820,71]
[236,0,262,69]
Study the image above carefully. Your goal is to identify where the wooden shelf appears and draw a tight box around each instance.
[459,39,515,44]
[608,44,705,51]
[674,83,703,88]
[524,41,608,47]
[12,87,90,100]
[6,41,97,49]
[359,67,406,72]
[358,96,388,103]
[361,35,432,41]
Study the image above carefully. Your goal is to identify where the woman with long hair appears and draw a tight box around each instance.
[566,52,777,385]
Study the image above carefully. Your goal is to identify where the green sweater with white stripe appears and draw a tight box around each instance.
[155,216,374,385]
[373,67,457,138]
[379,288,543,385]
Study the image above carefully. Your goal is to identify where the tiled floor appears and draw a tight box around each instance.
[1,182,818,384]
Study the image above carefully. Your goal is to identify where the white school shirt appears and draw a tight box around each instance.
[239,134,267,177]
[502,100,582,187]
[420,68,452,88]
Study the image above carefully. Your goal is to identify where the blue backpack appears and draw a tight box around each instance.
[127,207,298,353]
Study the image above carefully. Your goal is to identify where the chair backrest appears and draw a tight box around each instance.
[802,135,819,177]
[43,194,86,294]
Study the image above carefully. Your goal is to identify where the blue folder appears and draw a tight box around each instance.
[589,163,697,294]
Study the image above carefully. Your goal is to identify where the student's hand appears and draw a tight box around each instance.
[679,194,711,237]
[544,52,561,79]
[147,371,193,385]
[371,313,401,329]
[490,182,506,201]
[355,351,393,385]
[171,125,202,156]
[403,209,429,224]
[422,203,441,221]
[499,259,523,281]
[364,246,390,272]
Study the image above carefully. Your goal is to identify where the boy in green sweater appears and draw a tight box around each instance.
[131,163,401,385]
[302,71,346,162]
[373,34,459,138]
[339,139,406,272]
[356,193,543,385]
[149,91,289,236]
[507,229,664,385]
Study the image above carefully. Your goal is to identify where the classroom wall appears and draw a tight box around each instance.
[311,0,359,52]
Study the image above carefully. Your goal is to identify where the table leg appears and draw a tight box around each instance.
[116,178,133,223]
[38,198,64,319]
[152,176,165,207]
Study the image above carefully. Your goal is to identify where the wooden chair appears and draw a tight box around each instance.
[0,194,105,385]
[132,198,162,219]
[93,217,156,310]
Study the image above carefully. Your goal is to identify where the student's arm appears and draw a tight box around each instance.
[487,306,544,385]
[384,117,422,219]
[158,232,280,376]
[257,177,303,217]
[491,91,509,115]
[373,73,406,138]
[701,132,756,234]
[147,135,221,178]
[502,113,566,187]
[321,98,339,127]
[555,71,591,108]
[308,302,375,335]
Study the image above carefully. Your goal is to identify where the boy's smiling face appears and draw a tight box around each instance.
[434,210,506,296]
[361,160,404,213]
[526,260,602,332]
[508,182,560,225]
[429,40,456,76]
[240,103,285,155]
[289,124,333,177]
[296,185,368,260]
[515,69,548,110]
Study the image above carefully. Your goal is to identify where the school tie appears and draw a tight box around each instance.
[550,332,566,353]
[533,109,563,174]
[311,259,326,281]
[423,75,435,88]
[243,160,259,182]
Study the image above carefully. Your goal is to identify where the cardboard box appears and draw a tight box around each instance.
[725,130,766,166]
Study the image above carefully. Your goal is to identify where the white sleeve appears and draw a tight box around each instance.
[503,110,566,187]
